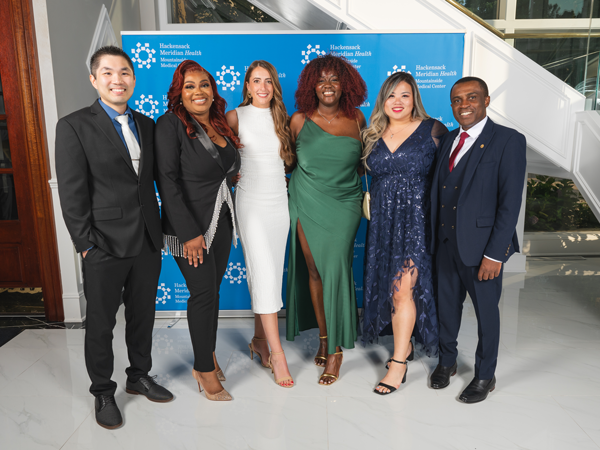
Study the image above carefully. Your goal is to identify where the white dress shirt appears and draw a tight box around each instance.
[449,116,488,168]
[448,116,500,264]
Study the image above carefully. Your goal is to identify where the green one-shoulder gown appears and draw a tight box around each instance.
[286,118,363,354]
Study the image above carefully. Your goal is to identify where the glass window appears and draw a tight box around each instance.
[0,174,18,220]
[526,174,600,232]
[457,0,500,20]
[514,37,600,93]
[516,0,600,19]
[0,120,11,169]
[170,0,277,24]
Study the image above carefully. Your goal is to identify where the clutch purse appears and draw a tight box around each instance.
[362,190,371,220]
[362,162,370,220]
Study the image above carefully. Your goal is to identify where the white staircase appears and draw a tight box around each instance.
[307,0,599,222]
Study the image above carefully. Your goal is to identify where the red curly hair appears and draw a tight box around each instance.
[166,60,240,148]
[295,54,367,120]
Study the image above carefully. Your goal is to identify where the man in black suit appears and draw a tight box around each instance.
[56,46,172,429]
[430,77,526,403]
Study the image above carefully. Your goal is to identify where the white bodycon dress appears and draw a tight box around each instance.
[235,105,289,314]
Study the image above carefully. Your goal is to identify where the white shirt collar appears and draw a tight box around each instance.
[459,116,488,140]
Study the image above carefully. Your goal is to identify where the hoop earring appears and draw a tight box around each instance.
[247,92,252,99]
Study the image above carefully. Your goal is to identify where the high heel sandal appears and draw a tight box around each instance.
[268,351,294,388]
[407,341,414,362]
[314,335,328,366]
[213,353,226,381]
[248,337,271,368]
[319,350,343,386]
[374,359,408,395]
[192,369,232,401]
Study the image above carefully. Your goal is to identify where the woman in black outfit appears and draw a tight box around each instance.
[155,60,240,401]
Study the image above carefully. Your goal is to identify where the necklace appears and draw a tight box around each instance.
[388,121,413,138]
[317,108,340,124]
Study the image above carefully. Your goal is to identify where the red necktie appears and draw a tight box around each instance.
[448,131,470,172]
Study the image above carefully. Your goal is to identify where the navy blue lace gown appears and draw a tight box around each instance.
[362,118,447,356]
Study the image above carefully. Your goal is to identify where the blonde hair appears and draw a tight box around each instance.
[240,60,295,166]
[361,72,429,168]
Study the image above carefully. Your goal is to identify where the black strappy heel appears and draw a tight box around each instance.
[407,341,414,362]
[374,359,408,395]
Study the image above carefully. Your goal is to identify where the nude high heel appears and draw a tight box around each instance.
[248,337,271,368]
[192,369,232,401]
[268,351,294,388]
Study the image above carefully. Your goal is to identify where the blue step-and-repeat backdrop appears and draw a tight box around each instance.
[121,32,464,312]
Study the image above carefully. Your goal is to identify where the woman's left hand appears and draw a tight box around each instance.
[231,172,241,185]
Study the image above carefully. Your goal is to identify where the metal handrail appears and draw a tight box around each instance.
[445,0,600,39]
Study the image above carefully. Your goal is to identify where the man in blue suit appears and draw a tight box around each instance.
[429,77,526,403]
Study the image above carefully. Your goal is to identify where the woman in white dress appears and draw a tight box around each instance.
[226,60,295,387]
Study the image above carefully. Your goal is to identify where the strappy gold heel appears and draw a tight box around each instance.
[314,335,328,366]
[192,369,232,401]
[248,337,271,368]
[319,350,343,386]
[268,351,294,388]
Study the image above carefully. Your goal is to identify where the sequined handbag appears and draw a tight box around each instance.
[362,163,370,220]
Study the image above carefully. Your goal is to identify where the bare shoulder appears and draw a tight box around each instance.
[290,112,306,137]
[225,109,239,135]
[356,109,367,128]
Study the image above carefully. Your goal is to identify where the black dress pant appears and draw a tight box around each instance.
[175,213,233,372]
[436,238,503,380]
[82,232,161,397]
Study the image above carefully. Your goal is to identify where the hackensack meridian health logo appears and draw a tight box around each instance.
[387,65,411,76]
[216,66,240,91]
[301,44,325,64]
[156,283,171,305]
[134,94,159,119]
[130,42,156,69]
[224,262,247,284]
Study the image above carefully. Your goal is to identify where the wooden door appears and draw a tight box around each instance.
[0,0,63,321]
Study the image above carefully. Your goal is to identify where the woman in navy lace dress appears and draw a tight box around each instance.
[362,72,447,394]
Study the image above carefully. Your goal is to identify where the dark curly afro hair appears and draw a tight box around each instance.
[295,54,367,120]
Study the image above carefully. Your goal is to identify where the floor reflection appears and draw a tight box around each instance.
[1,257,600,449]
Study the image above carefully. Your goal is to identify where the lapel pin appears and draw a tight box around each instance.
[480,144,484,148]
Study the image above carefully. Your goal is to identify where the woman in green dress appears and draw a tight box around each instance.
[287,54,367,385]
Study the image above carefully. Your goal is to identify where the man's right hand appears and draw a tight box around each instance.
[82,250,89,259]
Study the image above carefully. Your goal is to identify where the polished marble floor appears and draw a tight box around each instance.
[1,257,600,449]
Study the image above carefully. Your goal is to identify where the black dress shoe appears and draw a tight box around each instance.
[459,376,496,403]
[95,395,123,429]
[126,375,174,402]
[430,362,457,389]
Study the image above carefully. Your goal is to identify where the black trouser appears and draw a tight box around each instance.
[436,238,503,380]
[82,232,161,397]
[175,213,233,372]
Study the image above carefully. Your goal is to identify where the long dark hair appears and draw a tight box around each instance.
[166,60,240,148]
[239,60,295,166]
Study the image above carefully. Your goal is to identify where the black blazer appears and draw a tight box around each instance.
[154,113,240,243]
[430,118,527,265]
[55,99,162,258]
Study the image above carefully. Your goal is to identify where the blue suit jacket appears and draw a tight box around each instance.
[430,118,527,266]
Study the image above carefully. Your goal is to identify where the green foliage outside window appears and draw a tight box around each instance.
[526,175,600,231]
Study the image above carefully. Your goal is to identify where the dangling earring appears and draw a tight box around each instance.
[247,92,252,99]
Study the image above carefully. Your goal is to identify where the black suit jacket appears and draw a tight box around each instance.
[154,113,240,243]
[430,118,527,266]
[55,99,162,258]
